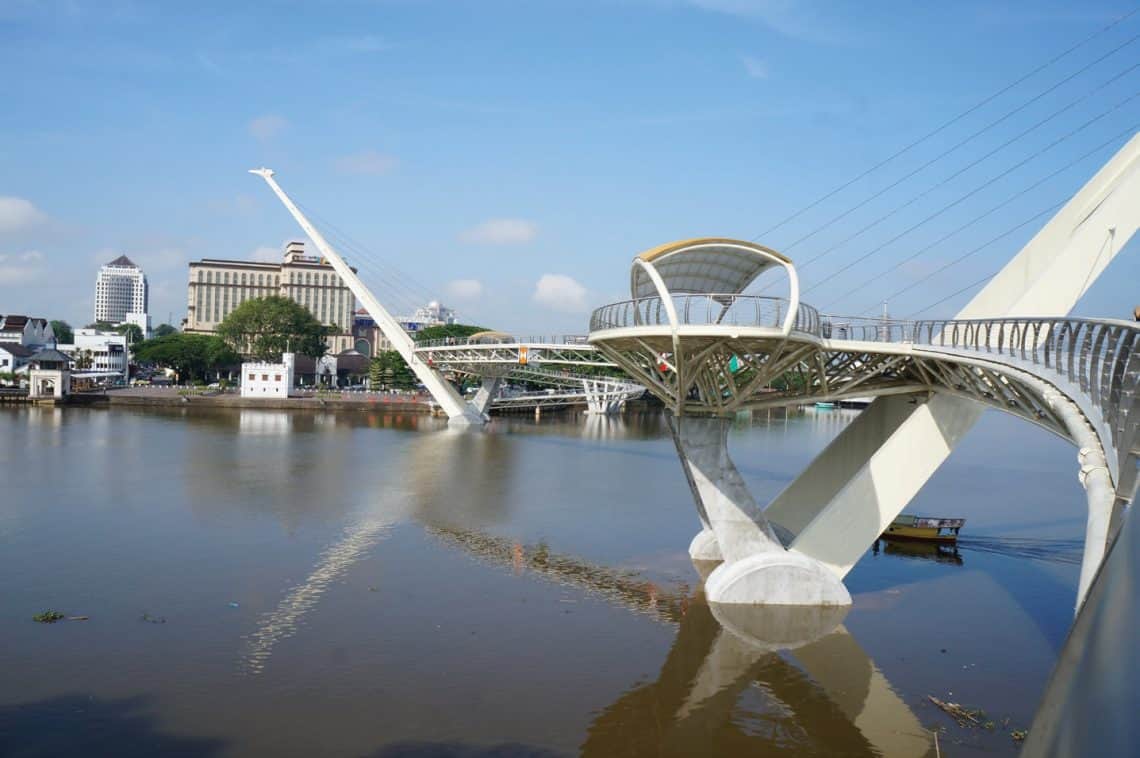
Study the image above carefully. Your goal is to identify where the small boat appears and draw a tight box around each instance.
[882,515,965,544]
[814,401,836,409]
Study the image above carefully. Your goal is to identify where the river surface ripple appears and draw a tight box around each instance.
[0,405,1084,757]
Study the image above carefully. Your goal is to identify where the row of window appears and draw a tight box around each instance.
[194,269,348,287]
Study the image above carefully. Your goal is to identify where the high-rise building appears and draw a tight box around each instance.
[184,241,356,353]
[94,255,148,330]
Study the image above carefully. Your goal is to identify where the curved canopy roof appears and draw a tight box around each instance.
[631,238,791,299]
[466,330,515,344]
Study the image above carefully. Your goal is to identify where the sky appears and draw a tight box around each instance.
[1,0,1138,334]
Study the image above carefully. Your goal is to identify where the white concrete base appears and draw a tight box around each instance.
[704,550,852,606]
[688,528,723,561]
[709,600,849,650]
[671,413,852,606]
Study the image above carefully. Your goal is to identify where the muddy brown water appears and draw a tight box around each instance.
[0,405,1084,756]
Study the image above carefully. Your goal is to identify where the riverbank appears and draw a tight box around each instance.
[101,387,436,413]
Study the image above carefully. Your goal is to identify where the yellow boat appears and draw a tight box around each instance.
[882,515,965,544]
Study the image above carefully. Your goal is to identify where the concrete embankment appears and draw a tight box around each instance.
[103,391,435,414]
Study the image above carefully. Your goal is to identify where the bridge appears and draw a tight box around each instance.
[251,131,1138,614]
[414,335,643,414]
[586,133,1139,613]
[248,130,1140,754]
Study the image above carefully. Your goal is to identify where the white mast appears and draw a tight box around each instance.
[248,168,484,424]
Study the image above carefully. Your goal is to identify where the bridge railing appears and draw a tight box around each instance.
[589,294,822,335]
[830,315,1140,474]
[415,335,592,349]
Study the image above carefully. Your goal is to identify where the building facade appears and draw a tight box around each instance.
[95,255,149,328]
[0,315,54,347]
[57,329,129,381]
[351,301,459,357]
[241,354,295,398]
[185,241,354,353]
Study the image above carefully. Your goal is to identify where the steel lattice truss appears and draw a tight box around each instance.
[415,341,616,371]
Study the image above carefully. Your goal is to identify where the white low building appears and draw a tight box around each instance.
[241,353,295,398]
[57,329,129,381]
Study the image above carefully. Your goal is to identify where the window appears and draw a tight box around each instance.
[262,374,268,381]
[274,374,281,381]
[240,273,246,285]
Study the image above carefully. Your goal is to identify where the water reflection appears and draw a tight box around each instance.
[241,516,396,674]
[875,538,965,566]
[583,595,931,757]
[427,525,928,758]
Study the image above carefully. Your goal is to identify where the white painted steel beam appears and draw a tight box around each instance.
[249,169,484,424]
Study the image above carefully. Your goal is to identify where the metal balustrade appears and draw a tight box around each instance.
[590,295,1138,473]
[415,335,592,349]
[588,294,822,335]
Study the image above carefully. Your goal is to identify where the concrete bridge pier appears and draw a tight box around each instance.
[469,374,503,418]
[669,414,851,606]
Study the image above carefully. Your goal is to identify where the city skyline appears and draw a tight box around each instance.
[1,1,1138,333]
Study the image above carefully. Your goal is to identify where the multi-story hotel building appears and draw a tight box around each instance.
[185,241,355,352]
[95,255,149,332]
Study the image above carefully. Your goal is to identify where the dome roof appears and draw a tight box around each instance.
[631,238,790,299]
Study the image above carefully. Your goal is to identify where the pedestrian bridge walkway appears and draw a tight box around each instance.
[588,231,1138,612]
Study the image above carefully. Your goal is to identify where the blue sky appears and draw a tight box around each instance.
[1,0,1137,333]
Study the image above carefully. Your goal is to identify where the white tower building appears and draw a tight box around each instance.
[94,255,149,331]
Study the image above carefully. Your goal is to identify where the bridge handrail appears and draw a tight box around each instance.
[827,315,1139,477]
[415,335,593,349]
[589,294,822,335]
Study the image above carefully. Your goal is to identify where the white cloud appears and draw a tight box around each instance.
[460,218,538,245]
[249,114,287,140]
[0,250,45,284]
[334,149,398,176]
[532,274,588,313]
[250,245,281,262]
[0,196,46,232]
[446,279,484,299]
[742,55,768,79]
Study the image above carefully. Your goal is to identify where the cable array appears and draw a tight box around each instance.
[747,6,1140,318]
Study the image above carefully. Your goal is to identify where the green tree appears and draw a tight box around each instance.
[413,323,489,343]
[74,349,93,370]
[116,323,144,345]
[217,296,328,361]
[133,333,240,381]
[371,350,416,389]
[154,323,177,337]
[85,321,115,331]
[50,320,73,344]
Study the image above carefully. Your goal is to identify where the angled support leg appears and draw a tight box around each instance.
[669,414,850,606]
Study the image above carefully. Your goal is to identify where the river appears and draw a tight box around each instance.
[0,405,1085,756]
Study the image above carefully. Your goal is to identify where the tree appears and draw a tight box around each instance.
[50,320,73,344]
[117,323,144,345]
[217,296,328,362]
[154,323,177,337]
[74,349,93,370]
[413,323,489,343]
[85,321,115,331]
[132,333,239,381]
[370,350,416,389]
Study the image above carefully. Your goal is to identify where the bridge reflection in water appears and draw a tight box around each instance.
[428,524,930,757]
